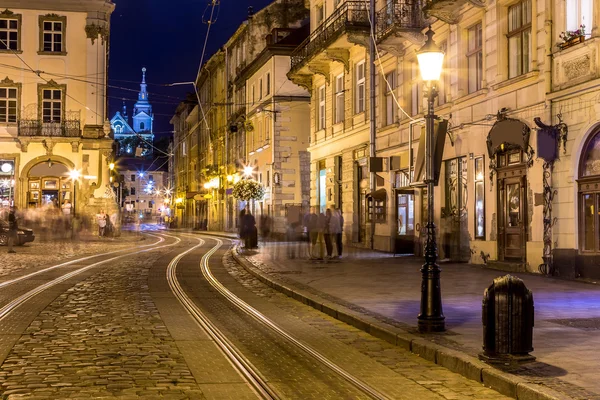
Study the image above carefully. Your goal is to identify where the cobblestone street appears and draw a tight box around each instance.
[0,233,514,399]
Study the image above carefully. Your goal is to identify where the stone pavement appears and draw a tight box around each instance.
[197,232,600,400]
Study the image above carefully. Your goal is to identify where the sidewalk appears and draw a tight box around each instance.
[206,237,600,400]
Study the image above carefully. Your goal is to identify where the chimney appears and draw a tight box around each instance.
[248,6,254,19]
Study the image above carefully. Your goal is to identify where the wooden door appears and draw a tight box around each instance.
[498,174,527,261]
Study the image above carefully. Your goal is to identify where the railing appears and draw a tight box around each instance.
[18,118,81,137]
[290,1,370,71]
[375,0,424,41]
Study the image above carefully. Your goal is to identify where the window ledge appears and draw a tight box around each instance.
[453,88,489,105]
[377,123,400,134]
[37,51,67,56]
[0,49,22,54]
[492,70,539,91]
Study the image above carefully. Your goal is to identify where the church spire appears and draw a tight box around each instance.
[138,67,148,101]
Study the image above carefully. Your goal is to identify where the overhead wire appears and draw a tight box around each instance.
[0,38,170,157]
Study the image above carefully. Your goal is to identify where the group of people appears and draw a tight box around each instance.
[303,207,343,260]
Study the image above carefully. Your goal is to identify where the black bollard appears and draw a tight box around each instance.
[480,274,535,364]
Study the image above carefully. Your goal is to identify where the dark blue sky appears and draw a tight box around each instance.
[108,0,274,136]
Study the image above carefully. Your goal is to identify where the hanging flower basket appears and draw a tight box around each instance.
[232,179,265,201]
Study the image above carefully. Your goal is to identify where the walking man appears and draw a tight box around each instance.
[7,207,17,253]
[97,209,107,237]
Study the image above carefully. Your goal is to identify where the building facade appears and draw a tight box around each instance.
[284,0,600,279]
[171,0,310,233]
[0,0,116,220]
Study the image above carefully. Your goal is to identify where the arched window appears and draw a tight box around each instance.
[115,125,122,134]
[140,122,145,130]
[579,130,600,253]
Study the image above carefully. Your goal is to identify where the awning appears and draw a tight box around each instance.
[486,117,531,158]
[367,188,387,200]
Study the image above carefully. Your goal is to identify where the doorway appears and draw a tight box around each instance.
[497,151,527,261]
[395,190,415,254]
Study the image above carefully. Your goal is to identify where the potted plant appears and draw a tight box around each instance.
[558,25,586,49]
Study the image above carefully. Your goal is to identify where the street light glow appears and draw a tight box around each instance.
[109,162,115,171]
[416,27,445,81]
[69,170,81,180]
[1,162,12,173]
[243,166,253,177]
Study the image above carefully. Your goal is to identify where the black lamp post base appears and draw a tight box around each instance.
[418,316,446,333]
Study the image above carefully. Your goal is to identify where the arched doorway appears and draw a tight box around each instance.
[26,161,72,209]
[578,129,600,253]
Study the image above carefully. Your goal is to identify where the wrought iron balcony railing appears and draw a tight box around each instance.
[290,1,369,71]
[375,0,424,42]
[18,118,81,137]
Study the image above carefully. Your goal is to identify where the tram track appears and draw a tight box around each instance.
[168,233,390,400]
[0,232,182,322]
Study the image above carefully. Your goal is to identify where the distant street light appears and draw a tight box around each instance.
[416,26,446,333]
[243,166,254,178]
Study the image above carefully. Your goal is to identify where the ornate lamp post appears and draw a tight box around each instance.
[416,27,446,333]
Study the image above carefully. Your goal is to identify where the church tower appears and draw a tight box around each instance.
[132,67,153,133]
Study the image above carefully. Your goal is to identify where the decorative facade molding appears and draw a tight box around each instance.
[563,54,591,81]
[15,138,28,152]
[288,73,312,91]
[42,139,54,155]
[85,23,109,45]
[71,141,79,152]
[325,49,350,72]
[0,9,14,16]
[308,63,331,84]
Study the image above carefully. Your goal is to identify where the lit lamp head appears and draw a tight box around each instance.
[69,169,81,181]
[416,27,445,82]
[1,162,12,173]
[227,175,233,182]
[243,166,254,178]
[108,162,115,171]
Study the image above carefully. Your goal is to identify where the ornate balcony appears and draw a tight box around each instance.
[289,1,370,84]
[422,0,484,25]
[376,0,427,52]
[18,116,81,137]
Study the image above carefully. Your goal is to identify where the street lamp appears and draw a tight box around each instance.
[416,26,445,333]
[243,166,254,178]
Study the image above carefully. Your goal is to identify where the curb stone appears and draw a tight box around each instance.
[221,243,572,400]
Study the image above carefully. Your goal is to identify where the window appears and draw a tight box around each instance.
[474,157,485,239]
[131,174,136,182]
[334,74,345,124]
[252,84,255,104]
[367,194,387,222]
[318,160,326,213]
[567,0,592,32]
[508,0,532,78]
[384,70,396,126]
[149,175,154,181]
[410,61,422,116]
[42,88,62,123]
[0,13,20,51]
[318,85,326,130]
[316,4,325,26]
[0,87,18,123]
[467,23,483,93]
[267,170,270,187]
[131,187,136,196]
[40,15,66,53]
[266,73,271,95]
[140,122,145,130]
[355,61,366,114]
[579,130,600,253]
[259,78,263,99]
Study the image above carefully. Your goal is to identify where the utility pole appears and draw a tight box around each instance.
[369,0,377,249]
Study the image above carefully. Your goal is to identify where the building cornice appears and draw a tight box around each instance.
[1,1,115,14]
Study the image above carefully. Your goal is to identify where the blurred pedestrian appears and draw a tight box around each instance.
[303,207,318,259]
[324,208,333,258]
[334,208,344,258]
[260,214,271,243]
[7,207,17,253]
[315,210,326,260]
[242,211,257,249]
[97,209,107,237]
